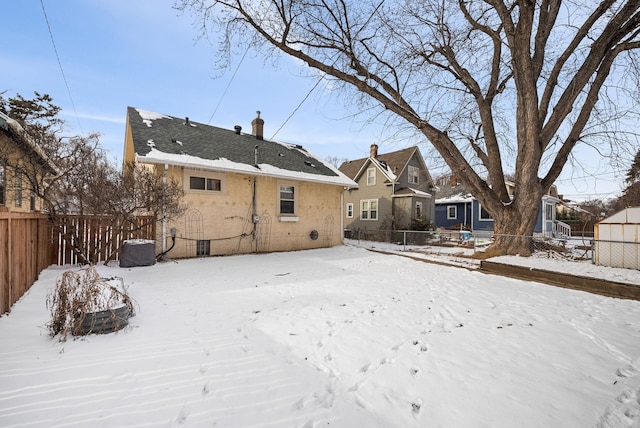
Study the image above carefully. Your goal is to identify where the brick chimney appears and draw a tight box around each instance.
[251,111,264,140]
[370,144,378,158]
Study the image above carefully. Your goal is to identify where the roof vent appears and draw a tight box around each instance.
[184,117,190,125]
[234,125,242,135]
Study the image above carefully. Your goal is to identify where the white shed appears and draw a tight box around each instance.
[594,207,640,270]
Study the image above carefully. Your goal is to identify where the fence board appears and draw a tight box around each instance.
[1,213,156,315]
[0,211,55,315]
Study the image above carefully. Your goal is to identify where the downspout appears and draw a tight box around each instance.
[340,190,344,241]
[161,163,168,252]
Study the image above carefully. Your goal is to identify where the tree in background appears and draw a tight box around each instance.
[180,0,640,254]
[0,92,185,265]
[610,149,640,211]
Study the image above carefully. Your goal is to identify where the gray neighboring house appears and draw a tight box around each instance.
[338,144,435,235]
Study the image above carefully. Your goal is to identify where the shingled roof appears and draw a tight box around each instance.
[338,146,420,182]
[127,107,356,187]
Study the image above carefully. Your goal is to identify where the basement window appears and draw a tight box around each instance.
[196,240,210,256]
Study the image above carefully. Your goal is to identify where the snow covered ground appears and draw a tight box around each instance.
[1,244,640,427]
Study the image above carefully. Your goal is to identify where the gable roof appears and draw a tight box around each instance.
[126,107,356,187]
[338,146,422,183]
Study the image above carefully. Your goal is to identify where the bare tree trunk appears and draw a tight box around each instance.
[490,188,543,256]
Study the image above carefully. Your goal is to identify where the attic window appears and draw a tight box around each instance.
[408,165,419,184]
[366,168,376,186]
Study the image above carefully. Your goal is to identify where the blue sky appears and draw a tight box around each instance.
[1,0,629,201]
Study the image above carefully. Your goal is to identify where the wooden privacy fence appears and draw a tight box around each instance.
[0,211,55,315]
[52,215,156,266]
[1,213,157,315]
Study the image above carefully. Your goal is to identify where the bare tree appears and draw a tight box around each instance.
[1,93,185,265]
[179,0,640,254]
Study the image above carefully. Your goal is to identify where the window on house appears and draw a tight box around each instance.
[190,176,221,191]
[408,165,419,184]
[14,171,22,208]
[545,204,554,221]
[0,165,5,206]
[366,168,376,186]
[416,201,423,219]
[346,203,354,218]
[279,184,296,215]
[447,205,457,219]
[361,199,378,220]
[30,192,36,211]
[196,240,210,256]
[479,205,493,221]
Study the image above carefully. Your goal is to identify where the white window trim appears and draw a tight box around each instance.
[366,168,376,186]
[447,205,457,219]
[545,203,554,221]
[478,204,493,221]
[184,169,226,194]
[416,201,423,219]
[408,165,419,184]
[278,180,298,220]
[360,199,379,221]
[346,202,354,218]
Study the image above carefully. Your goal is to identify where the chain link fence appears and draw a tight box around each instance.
[343,228,625,264]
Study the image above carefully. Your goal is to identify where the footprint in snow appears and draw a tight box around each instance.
[360,363,373,373]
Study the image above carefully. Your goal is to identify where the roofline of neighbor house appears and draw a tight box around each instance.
[0,112,61,176]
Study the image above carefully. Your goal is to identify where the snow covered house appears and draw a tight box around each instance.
[594,207,640,270]
[0,112,58,212]
[123,107,357,258]
[434,175,569,237]
[338,145,435,234]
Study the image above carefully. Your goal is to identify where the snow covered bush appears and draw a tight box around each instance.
[46,266,135,339]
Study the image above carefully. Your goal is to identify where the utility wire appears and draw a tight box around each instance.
[40,0,82,132]
[270,74,325,141]
[207,45,252,124]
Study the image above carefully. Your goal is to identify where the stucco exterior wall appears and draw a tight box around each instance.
[151,165,344,258]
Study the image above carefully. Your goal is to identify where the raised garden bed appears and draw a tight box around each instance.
[47,268,136,340]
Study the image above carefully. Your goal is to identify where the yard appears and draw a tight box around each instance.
[0,244,639,427]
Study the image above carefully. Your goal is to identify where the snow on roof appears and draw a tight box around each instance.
[136,108,172,127]
[370,157,397,181]
[127,107,357,188]
[435,194,474,204]
[139,148,356,187]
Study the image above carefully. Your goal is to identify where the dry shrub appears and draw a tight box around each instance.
[46,266,135,340]
[471,245,505,260]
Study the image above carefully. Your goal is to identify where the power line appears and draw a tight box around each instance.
[270,74,325,140]
[40,0,82,132]
[207,45,252,125]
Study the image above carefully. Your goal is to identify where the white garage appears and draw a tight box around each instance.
[594,207,640,270]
